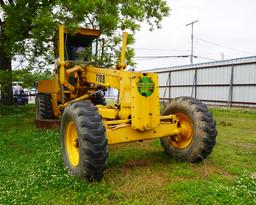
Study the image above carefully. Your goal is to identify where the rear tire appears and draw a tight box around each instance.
[36,93,53,119]
[61,100,108,181]
[160,97,217,163]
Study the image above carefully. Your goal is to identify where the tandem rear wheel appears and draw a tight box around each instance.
[160,97,217,163]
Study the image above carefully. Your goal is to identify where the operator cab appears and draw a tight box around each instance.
[54,27,101,63]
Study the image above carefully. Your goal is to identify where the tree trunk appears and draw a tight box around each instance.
[0,56,13,105]
[0,23,13,105]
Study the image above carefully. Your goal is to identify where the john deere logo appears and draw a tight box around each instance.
[137,76,154,97]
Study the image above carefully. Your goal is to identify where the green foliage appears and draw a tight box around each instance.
[12,68,52,88]
[0,106,255,204]
[0,70,11,83]
[1,0,170,66]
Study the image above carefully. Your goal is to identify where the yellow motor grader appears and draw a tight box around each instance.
[36,25,217,181]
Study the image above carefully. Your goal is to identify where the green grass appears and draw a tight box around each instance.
[0,105,256,205]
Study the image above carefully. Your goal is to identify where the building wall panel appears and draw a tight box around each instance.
[197,87,229,101]
[197,66,231,84]
[233,86,256,102]
[233,64,256,84]
[152,56,256,107]
[171,70,195,85]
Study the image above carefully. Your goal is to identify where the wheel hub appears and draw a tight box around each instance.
[170,113,193,149]
[65,121,79,167]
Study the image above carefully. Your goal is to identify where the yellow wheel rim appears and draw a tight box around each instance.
[170,113,193,149]
[65,121,79,167]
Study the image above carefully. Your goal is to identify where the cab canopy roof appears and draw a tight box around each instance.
[64,27,101,38]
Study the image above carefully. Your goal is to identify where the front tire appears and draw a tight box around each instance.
[160,97,217,163]
[61,100,108,181]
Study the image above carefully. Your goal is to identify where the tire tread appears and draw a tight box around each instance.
[161,97,217,163]
[61,100,107,181]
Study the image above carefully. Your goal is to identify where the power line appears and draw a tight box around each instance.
[195,55,218,61]
[195,36,256,56]
[195,49,235,60]
[134,48,190,52]
[134,55,191,59]
[134,54,219,62]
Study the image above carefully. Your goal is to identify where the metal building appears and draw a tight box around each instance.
[150,56,256,107]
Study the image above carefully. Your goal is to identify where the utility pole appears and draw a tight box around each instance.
[220,52,224,60]
[186,20,198,64]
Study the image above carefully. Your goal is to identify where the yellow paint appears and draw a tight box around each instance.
[119,32,128,70]
[97,106,118,119]
[84,65,120,88]
[37,76,60,117]
[51,93,60,116]
[58,25,76,91]
[169,113,193,149]
[104,119,130,125]
[73,27,101,37]
[60,94,90,109]
[59,25,65,85]
[65,121,79,167]
[130,73,160,131]
[82,66,160,131]
[66,65,82,76]
[37,79,59,93]
[106,121,179,144]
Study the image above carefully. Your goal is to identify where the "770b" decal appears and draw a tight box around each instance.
[96,74,105,83]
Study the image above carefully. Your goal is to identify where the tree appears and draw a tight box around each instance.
[0,0,170,105]
[0,2,13,105]
[12,68,52,88]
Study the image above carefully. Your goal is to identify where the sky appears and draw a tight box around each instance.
[3,0,256,70]
[133,0,256,70]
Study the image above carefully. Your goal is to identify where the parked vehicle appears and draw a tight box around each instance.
[23,88,30,95]
[14,92,29,105]
[13,86,29,105]
[30,88,37,96]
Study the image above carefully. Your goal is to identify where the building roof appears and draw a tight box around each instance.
[149,56,256,72]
